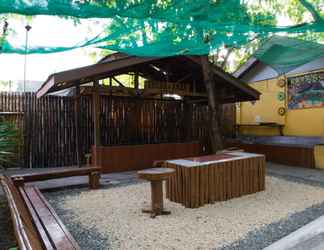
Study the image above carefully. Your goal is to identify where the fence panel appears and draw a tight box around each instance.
[1,93,231,168]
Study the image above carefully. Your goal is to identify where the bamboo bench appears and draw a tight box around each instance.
[11,166,101,189]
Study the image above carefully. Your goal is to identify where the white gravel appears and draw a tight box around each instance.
[57,177,324,250]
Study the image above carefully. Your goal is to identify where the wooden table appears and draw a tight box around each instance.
[138,168,175,218]
[163,152,266,208]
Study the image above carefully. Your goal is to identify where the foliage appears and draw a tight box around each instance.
[0,1,323,73]
[0,0,323,57]
[0,16,8,48]
[0,121,19,169]
[212,0,324,72]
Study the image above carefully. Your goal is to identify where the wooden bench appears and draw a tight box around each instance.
[0,167,102,249]
[226,136,323,168]
[19,184,80,250]
[1,175,81,250]
[1,175,44,250]
[11,167,101,189]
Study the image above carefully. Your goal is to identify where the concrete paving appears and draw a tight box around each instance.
[265,162,324,250]
[267,162,324,185]
[264,215,324,250]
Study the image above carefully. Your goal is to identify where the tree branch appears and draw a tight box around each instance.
[299,0,322,22]
[220,47,234,69]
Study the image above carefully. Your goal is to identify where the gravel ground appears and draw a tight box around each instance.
[46,176,324,250]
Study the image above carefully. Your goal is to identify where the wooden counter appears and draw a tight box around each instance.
[163,152,266,208]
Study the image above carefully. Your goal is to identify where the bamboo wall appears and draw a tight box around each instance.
[0,92,235,168]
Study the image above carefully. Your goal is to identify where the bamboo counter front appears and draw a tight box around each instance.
[163,152,266,208]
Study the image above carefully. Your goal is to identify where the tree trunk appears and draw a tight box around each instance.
[201,56,223,152]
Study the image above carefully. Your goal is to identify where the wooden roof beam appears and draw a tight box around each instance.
[36,56,159,98]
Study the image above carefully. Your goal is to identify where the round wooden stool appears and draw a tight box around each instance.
[138,167,175,218]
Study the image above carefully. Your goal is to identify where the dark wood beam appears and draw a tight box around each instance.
[134,72,139,90]
[112,76,127,88]
[93,80,101,147]
[37,56,159,98]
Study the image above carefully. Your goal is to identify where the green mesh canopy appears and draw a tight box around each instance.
[0,0,324,73]
[254,36,324,74]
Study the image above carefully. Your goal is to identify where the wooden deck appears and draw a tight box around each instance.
[163,152,266,208]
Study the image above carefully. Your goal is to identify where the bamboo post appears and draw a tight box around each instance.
[134,72,139,90]
[184,101,193,141]
[93,80,101,146]
[200,55,223,152]
[74,85,82,167]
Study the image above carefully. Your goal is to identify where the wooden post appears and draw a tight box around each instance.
[184,101,193,141]
[151,180,164,215]
[89,171,100,189]
[134,72,139,90]
[74,85,82,167]
[200,56,223,152]
[12,176,25,187]
[93,80,101,147]
[109,77,113,96]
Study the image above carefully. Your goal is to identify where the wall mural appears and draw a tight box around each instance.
[287,71,324,109]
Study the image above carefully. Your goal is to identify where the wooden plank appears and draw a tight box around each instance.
[23,186,80,250]
[34,188,80,249]
[19,186,54,250]
[0,177,43,250]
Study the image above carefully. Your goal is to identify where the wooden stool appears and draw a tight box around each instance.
[138,168,175,218]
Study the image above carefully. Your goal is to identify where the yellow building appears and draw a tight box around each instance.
[233,36,324,168]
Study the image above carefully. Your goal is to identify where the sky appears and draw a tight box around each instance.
[0,16,106,82]
[0,13,294,84]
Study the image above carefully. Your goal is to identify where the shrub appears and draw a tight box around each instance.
[0,121,19,169]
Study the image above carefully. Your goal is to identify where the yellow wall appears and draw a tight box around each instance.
[237,76,324,137]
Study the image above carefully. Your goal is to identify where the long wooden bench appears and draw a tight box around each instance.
[226,136,323,168]
[1,175,80,250]
[1,167,102,250]
[19,185,80,250]
[11,166,101,189]
[1,176,44,250]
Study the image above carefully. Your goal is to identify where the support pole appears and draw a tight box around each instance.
[93,80,101,146]
[184,100,193,141]
[74,85,82,167]
[134,72,139,90]
[201,56,223,152]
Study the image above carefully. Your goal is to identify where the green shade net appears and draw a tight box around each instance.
[0,0,324,73]
[254,36,324,74]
